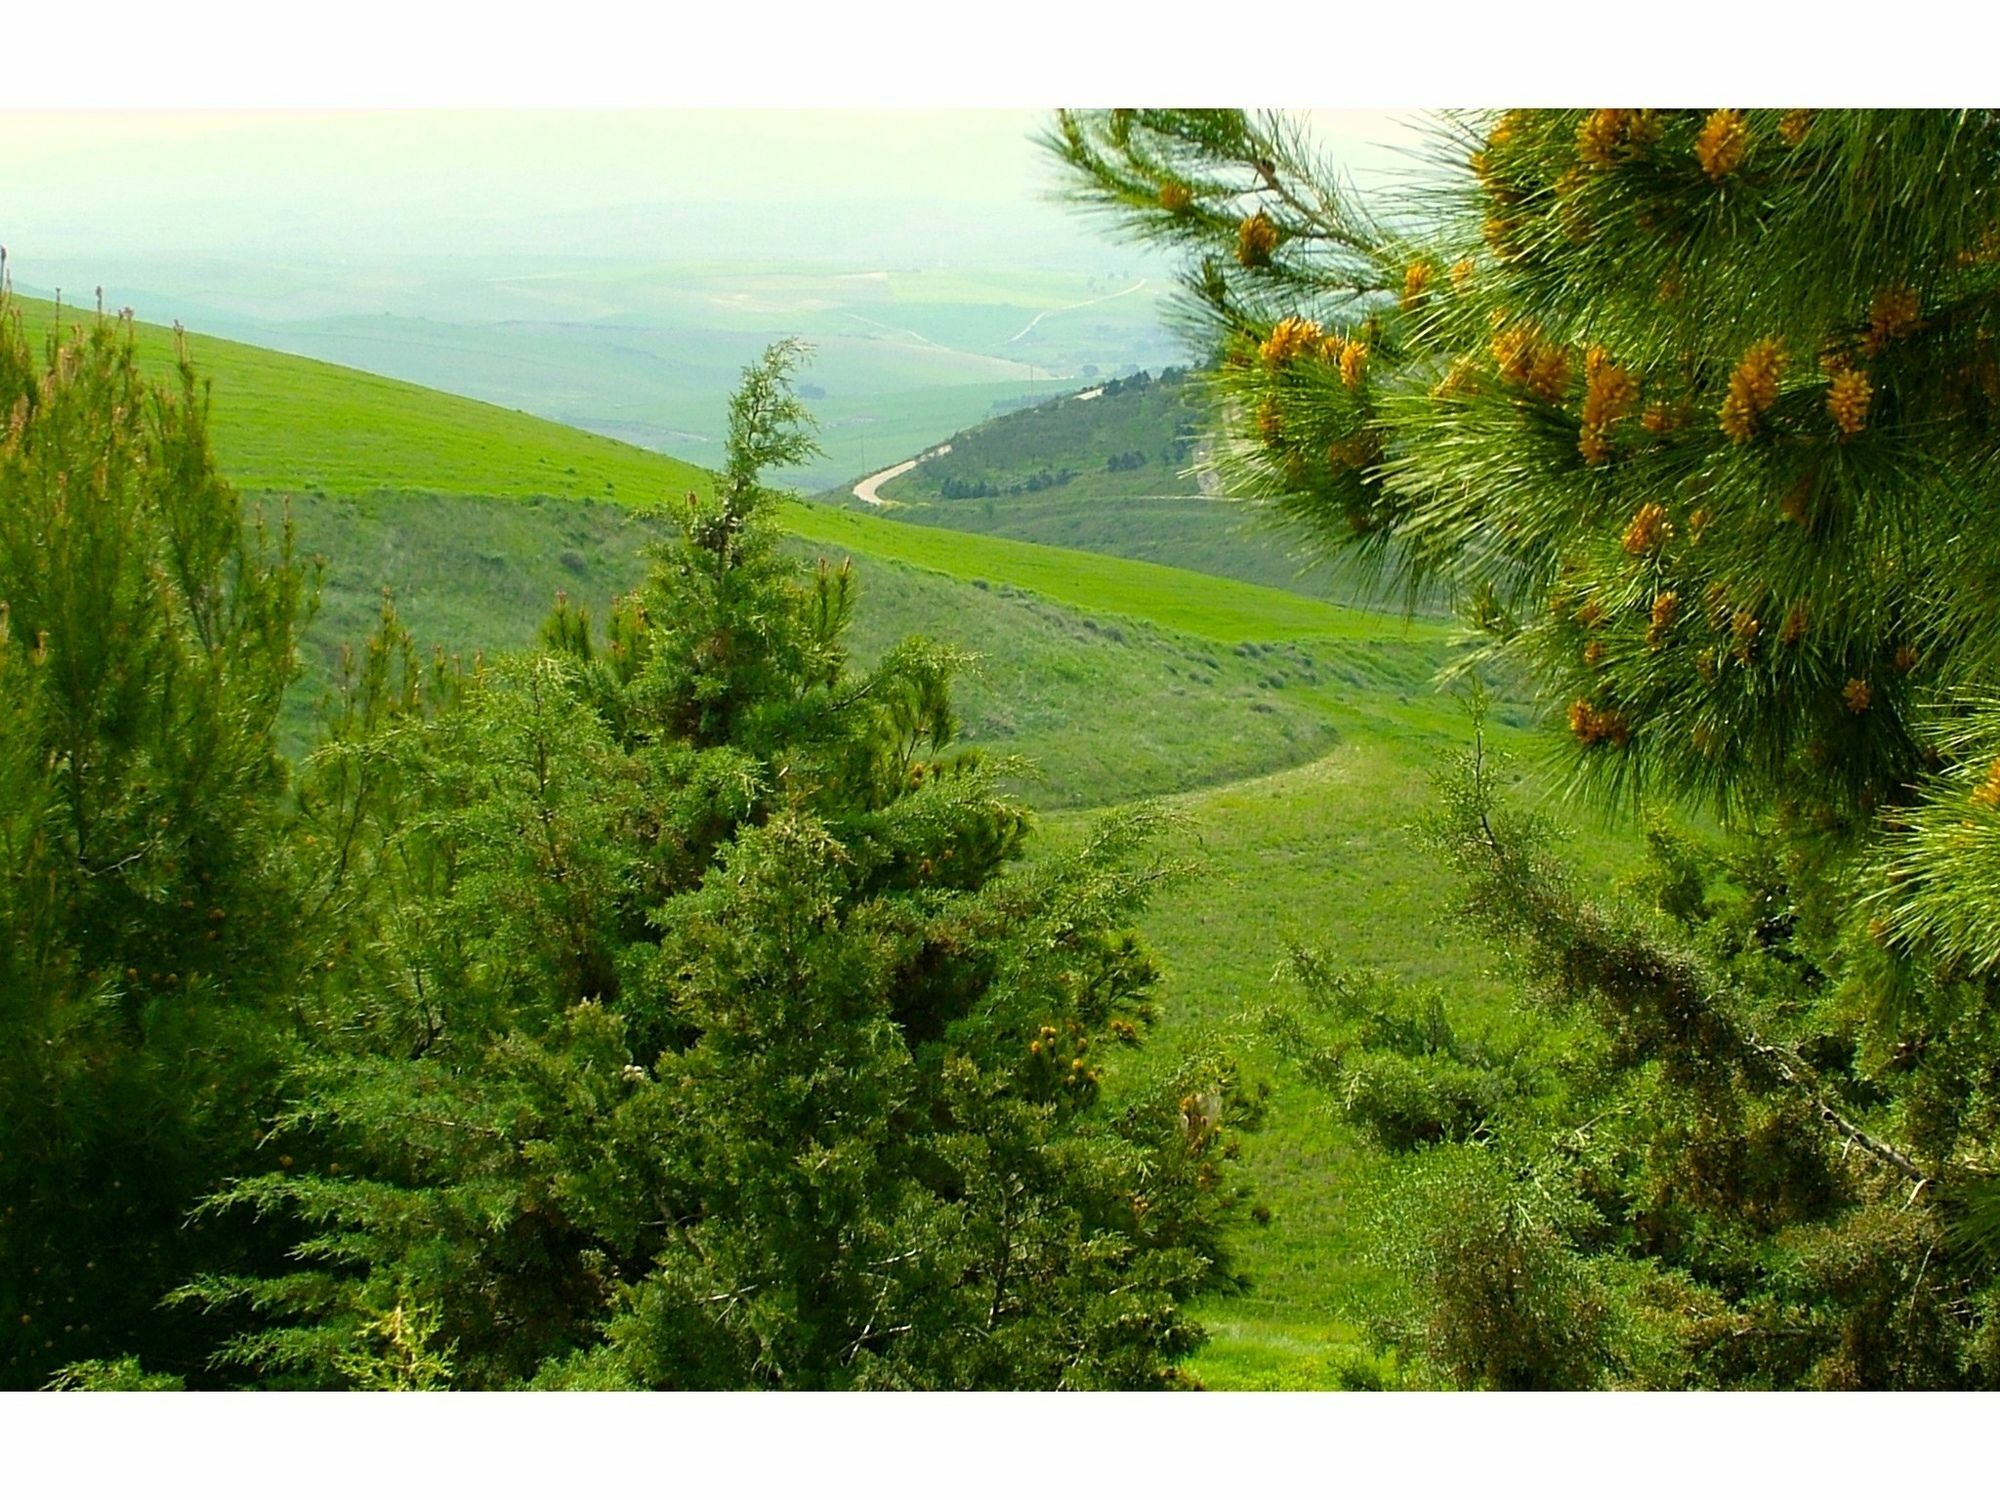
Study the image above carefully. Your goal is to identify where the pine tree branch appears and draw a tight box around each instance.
[1744,1040,1932,1187]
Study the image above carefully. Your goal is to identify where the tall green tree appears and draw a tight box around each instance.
[0,295,311,1386]
[184,342,1244,1390]
[1051,108,2000,1387]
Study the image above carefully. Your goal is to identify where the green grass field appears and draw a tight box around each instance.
[14,290,1630,1389]
[780,502,1449,647]
[1053,722,1589,1389]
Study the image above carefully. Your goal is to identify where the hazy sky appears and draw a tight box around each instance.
[0,110,1430,275]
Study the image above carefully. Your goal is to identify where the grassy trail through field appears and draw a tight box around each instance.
[1044,687,1574,1388]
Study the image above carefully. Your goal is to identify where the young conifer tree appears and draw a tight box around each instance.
[183,342,1245,1390]
[0,290,310,1387]
[1049,109,2000,1387]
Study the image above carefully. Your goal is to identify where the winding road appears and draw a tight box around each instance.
[852,458,921,506]
[1004,278,1149,345]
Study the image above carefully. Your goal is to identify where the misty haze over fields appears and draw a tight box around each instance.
[0,110,1421,486]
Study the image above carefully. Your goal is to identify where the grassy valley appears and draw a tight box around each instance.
[287,490,1419,811]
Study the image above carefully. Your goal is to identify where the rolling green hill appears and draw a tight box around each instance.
[12,295,1429,652]
[876,366,1206,504]
[287,490,1439,812]
[12,295,712,504]
[116,256,1179,491]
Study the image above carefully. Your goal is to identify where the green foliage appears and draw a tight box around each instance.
[1368,1145,1623,1390]
[0,297,310,1387]
[1049,106,2000,862]
[1052,106,2000,1389]
[177,346,1243,1389]
[1265,953,1527,1151]
[44,1357,187,1392]
[1265,723,1998,1387]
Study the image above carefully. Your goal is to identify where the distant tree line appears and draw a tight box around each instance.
[937,467,1079,500]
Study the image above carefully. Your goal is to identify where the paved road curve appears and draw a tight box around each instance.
[851,457,920,506]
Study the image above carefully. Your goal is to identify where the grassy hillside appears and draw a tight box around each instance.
[106,257,1181,491]
[874,367,1205,504]
[867,490,1303,581]
[781,502,1445,646]
[828,366,1445,613]
[13,294,1435,650]
[12,295,712,504]
[287,491,1437,811]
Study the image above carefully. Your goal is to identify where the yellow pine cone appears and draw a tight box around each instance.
[1971,759,2000,810]
[1646,591,1679,650]
[1340,341,1370,390]
[1237,212,1279,268]
[1719,338,1788,442]
[1696,109,1749,180]
[1259,315,1323,368]
[1866,285,1920,353]
[1827,367,1872,435]
[1568,698,1629,747]
[1621,502,1673,555]
[1579,346,1639,463]
[1402,261,1434,312]
[1493,323,1570,400]
[1578,109,1631,168]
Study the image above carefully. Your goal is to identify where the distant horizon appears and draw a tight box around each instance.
[0,110,1432,488]
[0,110,1427,287]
